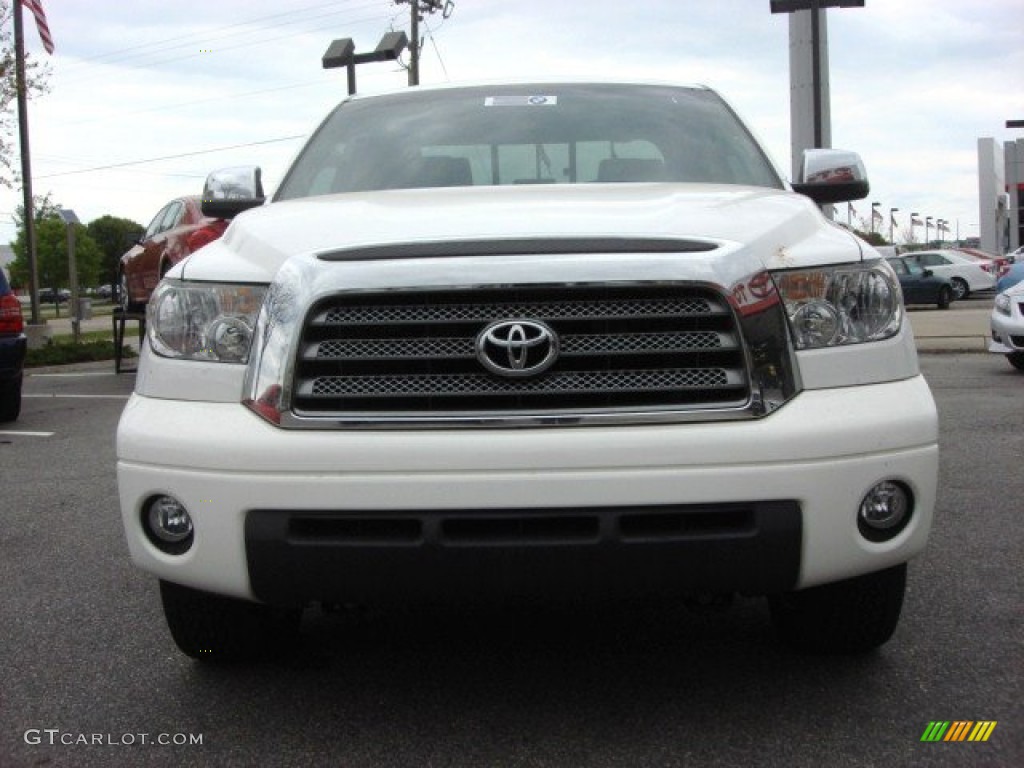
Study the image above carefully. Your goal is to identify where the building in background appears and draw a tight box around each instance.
[978,137,1023,256]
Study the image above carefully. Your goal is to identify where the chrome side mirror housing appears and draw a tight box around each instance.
[791,149,870,205]
[201,166,266,219]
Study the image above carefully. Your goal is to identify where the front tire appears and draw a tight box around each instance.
[950,277,969,301]
[937,285,952,309]
[1007,352,1024,371]
[768,564,907,654]
[159,580,301,663]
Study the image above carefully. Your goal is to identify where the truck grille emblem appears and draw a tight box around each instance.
[476,319,559,378]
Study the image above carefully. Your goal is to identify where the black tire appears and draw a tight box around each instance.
[950,277,969,301]
[118,266,144,314]
[769,564,907,654]
[1007,352,1024,371]
[159,580,301,663]
[937,285,952,309]
[0,375,22,423]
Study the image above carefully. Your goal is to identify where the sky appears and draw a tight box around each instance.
[3,0,1023,253]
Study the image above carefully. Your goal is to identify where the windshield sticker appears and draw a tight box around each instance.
[484,95,558,107]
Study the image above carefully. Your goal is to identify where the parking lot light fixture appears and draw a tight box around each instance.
[322,32,409,96]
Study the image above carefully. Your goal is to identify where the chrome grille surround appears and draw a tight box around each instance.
[241,241,801,429]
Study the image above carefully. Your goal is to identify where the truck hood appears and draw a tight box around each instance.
[180,183,865,283]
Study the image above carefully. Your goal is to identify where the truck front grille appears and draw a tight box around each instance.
[291,285,751,419]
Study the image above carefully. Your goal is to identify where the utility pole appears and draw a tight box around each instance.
[395,0,452,86]
[409,0,419,86]
[13,3,41,327]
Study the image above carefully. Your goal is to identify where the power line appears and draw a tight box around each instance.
[423,19,450,82]
[61,1,380,72]
[34,135,306,180]
[56,2,393,88]
[55,78,326,128]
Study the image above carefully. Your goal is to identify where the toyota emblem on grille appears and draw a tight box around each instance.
[476,319,560,377]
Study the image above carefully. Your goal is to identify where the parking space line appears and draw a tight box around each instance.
[30,372,119,378]
[23,394,131,400]
[0,430,55,437]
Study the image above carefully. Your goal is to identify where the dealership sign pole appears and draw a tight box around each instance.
[770,1,865,183]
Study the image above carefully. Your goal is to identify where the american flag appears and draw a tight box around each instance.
[21,0,54,55]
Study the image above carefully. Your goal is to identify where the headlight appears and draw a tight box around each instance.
[772,260,902,350]
[148,280,267,363]
[995,293,1011,316]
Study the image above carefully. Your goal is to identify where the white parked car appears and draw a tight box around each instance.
[989,280,1024,371]
[116,81,939,661]
[907,249,996,300]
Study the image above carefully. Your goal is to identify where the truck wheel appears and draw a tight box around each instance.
[768,564,906,654]
[1007,352,1024,371]
[159,580,301,662]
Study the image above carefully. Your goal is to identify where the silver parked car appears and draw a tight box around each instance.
[989,280,1024,371]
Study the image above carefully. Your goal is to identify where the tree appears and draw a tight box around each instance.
[852,215,890,246]
[1,0,51,187]
[87,215,144,289]
[8,196,103,309]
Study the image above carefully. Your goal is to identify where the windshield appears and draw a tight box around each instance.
[274,83,783,200]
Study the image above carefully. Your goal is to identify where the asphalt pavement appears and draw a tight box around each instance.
[2,353,1020,767]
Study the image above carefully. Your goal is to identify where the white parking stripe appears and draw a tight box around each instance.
[23,394,131,400]
[30,372,118,378]
[0,430,55,437]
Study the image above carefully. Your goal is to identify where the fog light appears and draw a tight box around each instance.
[858,481,912,542]
[144,496,194,554]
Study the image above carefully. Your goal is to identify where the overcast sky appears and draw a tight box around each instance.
[3,0,1022,251]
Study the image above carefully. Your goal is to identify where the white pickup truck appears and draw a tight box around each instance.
[117,81,938,661]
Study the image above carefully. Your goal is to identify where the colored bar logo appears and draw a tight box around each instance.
[921,721,997,742]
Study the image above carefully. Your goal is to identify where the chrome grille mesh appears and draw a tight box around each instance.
[292,285,751,418]
[318,298,715,325]
[305,369,734,397]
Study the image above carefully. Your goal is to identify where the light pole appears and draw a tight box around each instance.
[57,209,81,344]
[889,207,899,244]
[925,216,933,245]
[870,201,880,235]
[322,32,409,95]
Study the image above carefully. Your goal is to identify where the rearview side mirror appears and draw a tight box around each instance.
[201,166,265,219]
[791,149,870,205]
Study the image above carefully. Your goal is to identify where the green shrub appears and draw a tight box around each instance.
[26,338,136,368]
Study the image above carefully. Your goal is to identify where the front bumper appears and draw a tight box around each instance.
[989,300,1024,354]
[117,375,938,603]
